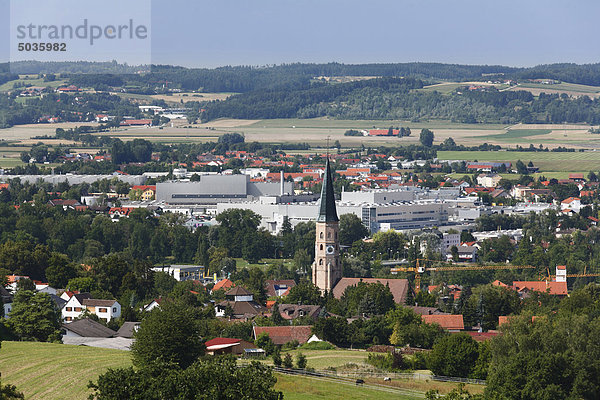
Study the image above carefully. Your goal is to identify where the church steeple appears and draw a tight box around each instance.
[312,156,341,293]
[317,158,338,223]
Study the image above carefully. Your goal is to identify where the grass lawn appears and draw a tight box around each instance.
[283,349,369,370]
[477,129,552,141]
[0,78,68,92]
[0,341,132,400]
[275,373,424,400]
[0,341,439,400]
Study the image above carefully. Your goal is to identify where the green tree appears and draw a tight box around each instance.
[285,281,322,305]
[44,252,77,288]
[282,353,293,368]
[89,357,282,400]
[6,290,61,342]
[296,352,307,369]
[131,301,204,369]
[427,333,480,378]
[420,128,435,147]
[339,213,369,246]
[255,332,275,355]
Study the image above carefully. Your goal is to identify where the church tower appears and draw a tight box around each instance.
[312,158,341,292]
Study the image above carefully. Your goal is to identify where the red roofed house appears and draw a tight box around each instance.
[252,325,314,345]
[212,278,235,292]
[421,314,465,332]
[561,197,581,213]
[332,278,410,304]
[369,129,399,136]
[109,207,135,219]
[131,185,156,201]
[265,280,296,297]
[512,281,568,297]
[205,337,257,355]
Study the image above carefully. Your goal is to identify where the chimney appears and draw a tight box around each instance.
[280,170,284,196]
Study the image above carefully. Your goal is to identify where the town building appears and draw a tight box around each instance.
[156,175,293,205]
[151,265,205,281]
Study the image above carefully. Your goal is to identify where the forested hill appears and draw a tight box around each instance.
[7,61,600,91]
[201,77,600,124]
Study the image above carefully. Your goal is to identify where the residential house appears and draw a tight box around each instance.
[512,281,568,298]
[142,298,162,312]
[151,265,205,281]
[62,293,92,322]
[205,337,257,355]
[131,185,156,201]
[215,286,268,319]
[561,197,581,213]
[62,293,121,322]
[82,299,121,322]
[476,173,502,188]
[212,278,235,293]
[332,278,410,304]
[265,280,296,297]
[61,318,116,338]
[252,325,314,345]
[116,321,141,338]
[1,286,13,317]
[421,314,465,332]
[278,304,323,321]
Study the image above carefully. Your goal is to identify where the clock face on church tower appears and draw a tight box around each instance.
[326,245,335,254]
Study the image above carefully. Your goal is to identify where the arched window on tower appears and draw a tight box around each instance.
[320,244,323,250]
[320,232,324,239]
[319,259,323,265]
[327,232,331,238]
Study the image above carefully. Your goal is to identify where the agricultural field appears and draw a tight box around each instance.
[0,76,69,92]
[506,81,600,98]
[438,150,600,172]
[113,92,236,105]
[2,116,599,151]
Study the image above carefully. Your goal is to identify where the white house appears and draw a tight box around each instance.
[62,293,121,322]
[82,299,121,322]
[561,197,581,213]
[142,298,162,312]
[151,265,205,281]
[477,173,502,188]
[555,265,567,283]
[62,293,92,322]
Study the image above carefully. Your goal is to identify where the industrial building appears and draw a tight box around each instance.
[216,188,453,234]
[155,174,293,205]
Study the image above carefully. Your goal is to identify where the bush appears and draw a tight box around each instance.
[255,332,276,356]
[296,352,307,369]
[272,349,282,367]
[282,353,293,368]
[282,339,299,350]
[300,341,335,350]
[366,351,405,372]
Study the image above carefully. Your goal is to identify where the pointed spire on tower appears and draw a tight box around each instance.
[317,157,338,222]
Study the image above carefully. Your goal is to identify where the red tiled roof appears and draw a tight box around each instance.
[253,326,313,345]
[132,185,156,191]
[213,279,234,292]
[422,314,465,330]
[512,281,568,296]
[205,337,241,348]
[332,278,410,304]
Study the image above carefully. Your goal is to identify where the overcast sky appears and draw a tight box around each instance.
[1,0,599,68]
